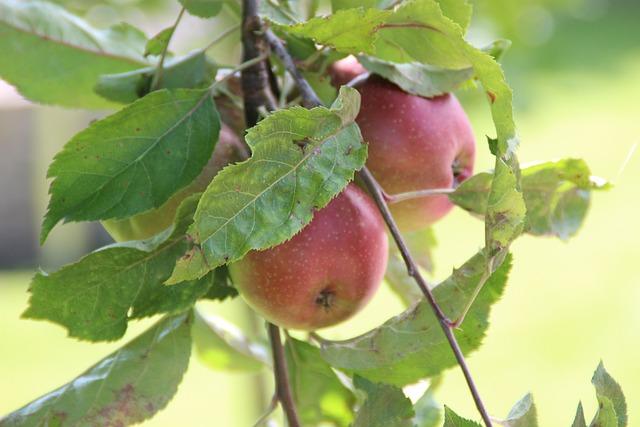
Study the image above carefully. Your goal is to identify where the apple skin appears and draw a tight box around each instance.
[328,55,366,87]
[102,125,248,242]
[228,184,389,331]
[354,75,476,231]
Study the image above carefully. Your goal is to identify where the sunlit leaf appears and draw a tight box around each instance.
[450,159,609,240]
[193,310,270,371]
[437,0,473,31]
[168,87,366,282]
[591,362,627,427]
[41,88,220,243]
[286,338,355,426]
[145,26,174,57]
[0,0,148,108]
[0,313,192,427]
[26,196,208,341]
[442,407,482,427]
[353,377,414,427]
[358,56,473,98]
[180,0,224,18]
[320,253,512,385]
[502,393,538,427]
[413,378,442,427]
[572,403,587,427]
[95,50,217,104]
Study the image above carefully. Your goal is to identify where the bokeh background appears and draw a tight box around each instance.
[1,0,639,425]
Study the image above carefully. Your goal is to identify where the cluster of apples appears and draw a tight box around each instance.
[103,57,476,330]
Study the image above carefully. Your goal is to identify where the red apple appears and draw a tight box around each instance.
[228,184,388,330]
[328,55,366,87]
[354,75,476,231]
[102,124,248,242]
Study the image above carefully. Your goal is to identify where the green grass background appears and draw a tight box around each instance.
[1,6,639,426]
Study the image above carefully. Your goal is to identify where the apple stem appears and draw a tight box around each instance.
[267,324,301,427]
[385,187,456,204]
[266,30,495,427]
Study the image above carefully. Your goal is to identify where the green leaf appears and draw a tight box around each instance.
[277,0,516,155]
[590,397,618,427]
[437,0,473,31]
[95,50,217,104]
[484,157,526,257]
[572,402,587,427]
[25,195,210,341]
[259,0,303,25]
[0,313,192,427]
[503,393,538,427]
[41,88,220,243]
[180,0,224,18]
[331,0,396,12]
[450,159,609,240]
[591,362,627,427]
[203,266,240,301]
[358,56,473,98]
[193,310,270,371]
[167,87,366,282]
[442,407,482,427]
[0,0,148,109]
[353,377,414,427]
[413,379,442,427]
[320,253,512,386]
[145,26,174,57]
[482,39,512,62]
[286,338,355,426]
[302,70,339,105]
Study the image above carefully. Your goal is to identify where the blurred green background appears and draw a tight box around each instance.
[1,0,639,425]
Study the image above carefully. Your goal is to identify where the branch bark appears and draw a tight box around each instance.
[241,0,277,127]
[266,30,494,427]
[240,2,300,427]
[268,324,301,427]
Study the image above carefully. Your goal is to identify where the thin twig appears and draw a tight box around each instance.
[268,324,301,427]
[358,168,493,427]
[252,394,279,427]
[358,168,450,321]
[265,29,494,427]
[204,24,242,51]
[209,54,269,92]
[265,29,323,108]
[448,257,494,328]
[150,7,186,91]
[385,187,456,204]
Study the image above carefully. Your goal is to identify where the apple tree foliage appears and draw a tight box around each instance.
[0,0,626,426]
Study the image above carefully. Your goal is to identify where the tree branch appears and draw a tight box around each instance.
[268,324,301,427]
[265,30,494,427]
[241,0,277,127]
[265,29,323,108]
[241,2,300,426]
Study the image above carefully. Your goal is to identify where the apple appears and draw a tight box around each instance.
[328,55,366,87]
[354,75,476,231]
[102,124,248,242]
[228,184,389,330]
